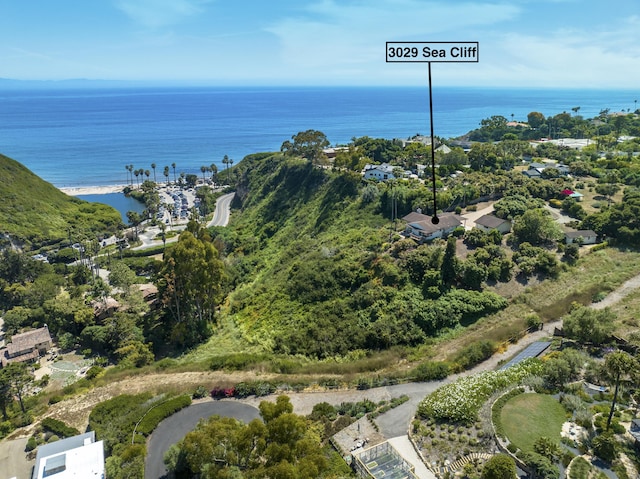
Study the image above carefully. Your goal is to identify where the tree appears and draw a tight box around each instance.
[108,261,137,295]
[0,371,11,419]
[222,155,230,183]
[171,162,177,183]
[151,163,157,183]
[281,129,330,164]
[527,111,545,129]
[533,436,561,460]
[158,231,225,347]
[481,453,517,479]
[441,236,458,286]
[1,362,33,413]
[603,351,636,430]
[468,142,498,171]
[592,432,616,462]
[512,208,563,245]
[163,165,170,185]
[562,306,615,345]
[209,163,218,185]
[200,165,207,184]
[126,211,142,240]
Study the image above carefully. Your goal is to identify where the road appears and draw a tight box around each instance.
[0,437,31,479]
[132,191,234,251]
[145,401,260,479]
[207,192,235,227]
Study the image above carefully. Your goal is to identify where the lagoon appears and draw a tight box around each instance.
[76,193,145,223]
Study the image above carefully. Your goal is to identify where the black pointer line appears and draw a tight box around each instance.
[428,62,439,225]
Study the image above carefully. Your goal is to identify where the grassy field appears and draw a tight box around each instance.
[500,393,566,453]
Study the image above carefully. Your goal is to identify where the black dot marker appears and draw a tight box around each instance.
[431,215,439,225]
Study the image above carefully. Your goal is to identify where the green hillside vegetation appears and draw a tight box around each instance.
[205,153,508,359]
[0,153,121,248]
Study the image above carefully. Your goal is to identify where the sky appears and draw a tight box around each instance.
[0,0,639,88]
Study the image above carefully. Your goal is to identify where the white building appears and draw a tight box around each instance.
[32,431,105,479]
[363,163,396,181]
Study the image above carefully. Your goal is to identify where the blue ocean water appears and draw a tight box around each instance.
[0,86,636,187]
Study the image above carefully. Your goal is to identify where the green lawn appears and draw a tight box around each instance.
[500,393,566,453]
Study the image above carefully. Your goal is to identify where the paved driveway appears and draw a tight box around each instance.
[0,437,33,479]
[145,401,260,479]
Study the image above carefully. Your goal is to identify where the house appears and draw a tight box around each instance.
[522,161,570,179]
[32,431,105,479]
[561,189,584,201]
[363,163,396,181]
[0,325,52,367]
[565,230,598,245]
[403,212,462,242]
[474,214,512,234]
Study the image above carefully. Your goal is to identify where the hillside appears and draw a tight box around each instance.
[0,153,122,248]
[210,153,507,359]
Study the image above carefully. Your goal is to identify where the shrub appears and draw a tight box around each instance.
[454,340,496,370]
[135,395,192,436]
[41,418,80,439]
[414,361,450,381]
[85,366,104,380]
[155,358,177,371]
[192,385,208,399]
[26,437,38,452]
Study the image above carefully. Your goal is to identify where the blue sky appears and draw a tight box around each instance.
[1,0,639,87]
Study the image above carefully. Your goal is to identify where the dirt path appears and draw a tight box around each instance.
[590,273,640,310]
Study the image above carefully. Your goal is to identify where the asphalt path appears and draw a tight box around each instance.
[207,192,234,227]
[145,401,260,479]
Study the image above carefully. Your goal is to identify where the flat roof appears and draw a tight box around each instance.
[33,432,104,479]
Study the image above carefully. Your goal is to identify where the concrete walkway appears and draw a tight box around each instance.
[388,436,435,479]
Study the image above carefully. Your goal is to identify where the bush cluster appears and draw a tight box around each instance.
[135,395,192,436]
[41,418,80,439]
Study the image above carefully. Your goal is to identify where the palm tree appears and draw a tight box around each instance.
[172,162,177,184]
[134,169,140,188]
[200,165,207,185]
[229,158,234,182]
[163,166,170,185]
[125,165,130,185]
[144,169,150,182]
[604,351,636,430]
[222,155,229,183]
[151,163,157,183]
[210,163,218,186]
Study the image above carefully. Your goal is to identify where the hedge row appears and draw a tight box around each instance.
[41,417,80,439]
[136,394,192,436]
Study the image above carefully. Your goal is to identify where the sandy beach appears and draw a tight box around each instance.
[59,184,128,196]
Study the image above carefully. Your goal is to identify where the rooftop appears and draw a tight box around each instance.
[33,431,105,479]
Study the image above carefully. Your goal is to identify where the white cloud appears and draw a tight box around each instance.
[264,0,520,80]
[114,0,212,28]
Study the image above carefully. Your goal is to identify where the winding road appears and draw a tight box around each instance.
[145,401,260,479]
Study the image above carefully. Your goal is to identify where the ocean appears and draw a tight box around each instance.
[0,86,637,188]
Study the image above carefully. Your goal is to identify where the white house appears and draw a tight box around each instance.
[403,212,462,242]
[565,229,598,245]
[32,431,105,479]
[363,163,396,181]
